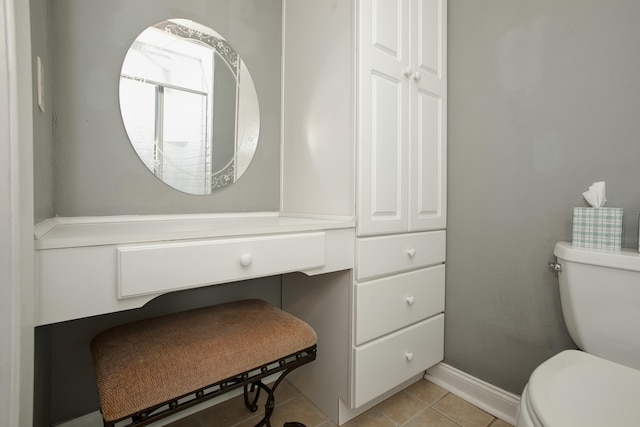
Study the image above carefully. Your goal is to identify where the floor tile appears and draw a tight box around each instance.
[373,391,427,425]
[235,395,328,427]
[433,393,495,427]
[403,408,462,427]
[404,379,449,406]
[489,419,513,427]
[340,409,396,427]
[165,379,515,427]
[166,393,254,427]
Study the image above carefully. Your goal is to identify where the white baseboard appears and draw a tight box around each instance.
[425,363,521,426]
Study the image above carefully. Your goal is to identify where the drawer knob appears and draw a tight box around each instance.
[405,352,414,362]
[407,248,416,258]
[406,296,416,305]
[239,253,253,267]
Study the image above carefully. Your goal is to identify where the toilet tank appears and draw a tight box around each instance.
[554,242,640,370]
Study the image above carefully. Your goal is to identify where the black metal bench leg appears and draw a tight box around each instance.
[251,365,307,427]
[244,381,263,412]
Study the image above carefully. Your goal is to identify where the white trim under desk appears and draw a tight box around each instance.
[34,212,355,326]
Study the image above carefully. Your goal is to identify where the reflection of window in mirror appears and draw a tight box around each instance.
[119,19,259,195]
[120,27,214,194]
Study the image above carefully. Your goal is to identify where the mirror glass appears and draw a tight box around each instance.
[119,19,259,195]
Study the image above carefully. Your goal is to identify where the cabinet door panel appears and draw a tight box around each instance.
[409,0,447,231]
[370,74,404,219]
[371,0,402,59]
[358,0,410,236]
[415,0,444,77]
[410,88,445,230]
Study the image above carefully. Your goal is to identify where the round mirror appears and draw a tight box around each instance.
[119,19,260,195]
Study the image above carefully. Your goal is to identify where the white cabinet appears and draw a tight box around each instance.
[34,214,355,325]
[352,0,447,411]
[281,0,446,423]
[357,0,447,236]
[352,233,446,409]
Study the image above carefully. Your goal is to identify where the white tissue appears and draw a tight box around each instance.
[582,181,607,207]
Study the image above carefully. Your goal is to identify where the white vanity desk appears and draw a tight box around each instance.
[34,212,355,326]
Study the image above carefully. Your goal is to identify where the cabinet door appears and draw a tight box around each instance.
[357,0,410,236]
[409,0,447,231]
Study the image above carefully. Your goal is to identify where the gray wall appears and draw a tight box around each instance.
[35,0,281,218]
[446,0,640,394]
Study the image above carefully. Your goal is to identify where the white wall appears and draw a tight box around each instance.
[281,0,354,217]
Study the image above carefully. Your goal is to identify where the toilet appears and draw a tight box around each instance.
[516,242,640,426]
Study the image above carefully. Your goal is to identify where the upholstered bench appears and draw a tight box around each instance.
[90,299,317,427]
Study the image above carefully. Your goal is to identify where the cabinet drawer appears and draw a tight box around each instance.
[355,265,445,345]
[356,231,445,281]
[352,314,444,408]
[118,233,325,298]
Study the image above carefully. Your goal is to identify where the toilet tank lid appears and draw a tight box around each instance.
[554,242,640,272]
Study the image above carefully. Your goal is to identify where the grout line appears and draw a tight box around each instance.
[371,406,400,426]
[174,379,512,427]
[431,404,466,427]
[398,406,430,427]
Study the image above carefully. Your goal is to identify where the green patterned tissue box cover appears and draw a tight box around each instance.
[572,207,623,250]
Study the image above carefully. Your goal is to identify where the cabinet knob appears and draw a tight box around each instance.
[413,72,422,82]
[405,352,414,362]
[403,67,413,77]
[406,295,416,305]
[407,248,416,258]
[239,253,253,267]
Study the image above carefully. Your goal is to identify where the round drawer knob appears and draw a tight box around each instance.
[240,253,253,267]
[403,67,413,77]
[406,295,416,305]
[413,72,422,82]
[405,352,414,362]
[407,248,416,258]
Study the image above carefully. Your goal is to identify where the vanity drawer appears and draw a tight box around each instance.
[354,265,445,345]
[352,314,444,408]
[118,232,325,298]
[356,230,445,281]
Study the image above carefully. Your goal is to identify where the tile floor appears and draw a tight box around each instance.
[166,379,514,427]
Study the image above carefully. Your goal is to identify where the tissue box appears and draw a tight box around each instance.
[572,207,623,250]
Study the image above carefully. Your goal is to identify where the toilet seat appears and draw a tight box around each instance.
[516,385,543,427]
[524,350,640,426]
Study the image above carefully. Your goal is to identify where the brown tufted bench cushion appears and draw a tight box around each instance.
[91,299,317,426]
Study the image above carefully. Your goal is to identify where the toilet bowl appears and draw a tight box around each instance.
[516,350,640,427]
[516,242,640,426]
